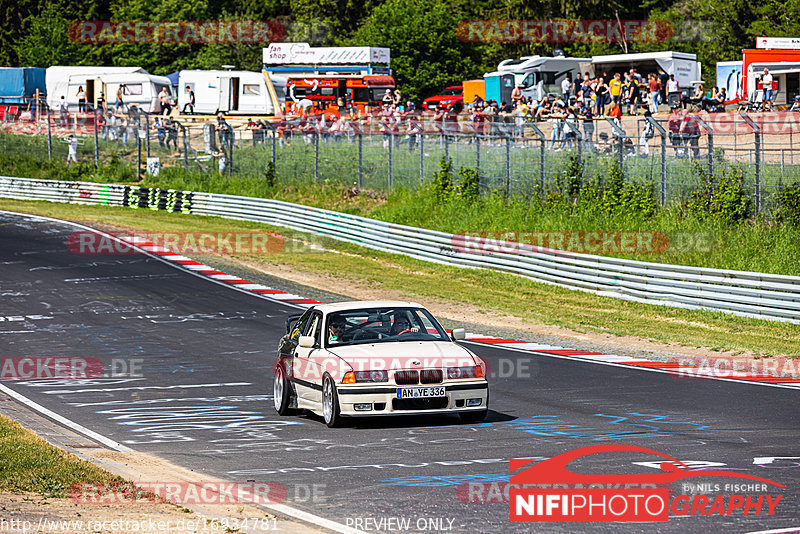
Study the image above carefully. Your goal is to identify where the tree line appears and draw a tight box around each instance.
[2,0,798,102]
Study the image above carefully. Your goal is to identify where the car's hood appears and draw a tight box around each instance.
[327,341,477,371]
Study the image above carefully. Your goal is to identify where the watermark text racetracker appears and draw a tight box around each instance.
[0,357,143,380]
[457,19,715,43]
[71,481,326,505]
[66,231,320,255]
[1,517,274,533]
[451,231,716,255]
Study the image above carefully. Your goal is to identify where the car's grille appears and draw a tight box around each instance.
[420,369,443,384]
[394,370,419,385]
[392,397,448,411]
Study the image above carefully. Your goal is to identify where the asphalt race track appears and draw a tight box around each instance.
[1,210,799,533]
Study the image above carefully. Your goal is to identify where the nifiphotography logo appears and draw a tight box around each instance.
[509,444,785,522]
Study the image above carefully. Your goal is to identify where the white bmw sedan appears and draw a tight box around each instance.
[273,301,489,427]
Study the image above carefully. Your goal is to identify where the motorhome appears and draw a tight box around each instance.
[45,66,172,113]
[177,70,284,115]
[494,54,589,102]
[590,51,701,90]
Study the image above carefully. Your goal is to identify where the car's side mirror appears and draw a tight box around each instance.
[298,335,315,348]
[451,328,466,341]
[286,314,302,334]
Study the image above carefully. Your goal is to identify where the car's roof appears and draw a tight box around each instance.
[312,300,424,313]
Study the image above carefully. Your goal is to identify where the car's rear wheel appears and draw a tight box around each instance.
[322,375,343,428]
[273,363,295,415]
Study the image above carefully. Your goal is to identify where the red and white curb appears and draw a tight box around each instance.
[120,236,800,391]
[121,236,321,306]
[459,335,800,389]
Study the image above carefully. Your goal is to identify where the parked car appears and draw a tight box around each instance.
[423,86,464,110]
[273,301,489,427]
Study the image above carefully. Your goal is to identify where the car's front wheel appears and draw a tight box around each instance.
[273,363,295,415]
[322,374,343,428]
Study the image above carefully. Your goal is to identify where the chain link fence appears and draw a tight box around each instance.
[2,108,800,213]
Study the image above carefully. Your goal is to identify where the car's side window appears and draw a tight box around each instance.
[307,313,323,346]
[290,309,314,343]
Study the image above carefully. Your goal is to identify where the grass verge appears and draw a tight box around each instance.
[1,197,798,358]
[0,414,121,497]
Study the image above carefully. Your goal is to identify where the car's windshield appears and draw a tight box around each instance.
[325,307,450,347]
[439,88,462,96]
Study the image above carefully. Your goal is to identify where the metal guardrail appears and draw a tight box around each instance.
[2,175,799,324]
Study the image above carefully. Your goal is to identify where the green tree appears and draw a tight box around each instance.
[348,0,487,101]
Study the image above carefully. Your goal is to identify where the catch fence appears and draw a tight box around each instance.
[2,108,800,211]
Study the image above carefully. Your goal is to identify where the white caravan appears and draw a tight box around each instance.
[46,66,172,113]
[177,70,285,115]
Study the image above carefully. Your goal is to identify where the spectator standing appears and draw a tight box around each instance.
[761,68,774,110]
[216,112,232,149]
[639,110,654,156]
[66,135,78,165]
[513,101,527,138]
[561,75,572,103]
[154,117,165,146]
[165,117,178,150]
[159,88,171,116]
[96,92,106,113]
[666,75,680,107]
[182,86,195,114]
[658,69,669,106]
[626,75,639,116]
[648,73,661,113]
[59,96,69,127]
[115,85,125,113]
[96,110,106,141]
[382,89,393,106]
[680,109,700,158]
[511,84,523,105]
[595,77,608,116]
[572,74,583,98]
[608,73,622,105]
[547,101,565,150]
[667,104,683,156]
[76,86,86,112]
[432,106,445,134]
[563,107,577,149]
[579,100,594,147]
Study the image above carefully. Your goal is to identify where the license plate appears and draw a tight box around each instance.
[396,387,445,399]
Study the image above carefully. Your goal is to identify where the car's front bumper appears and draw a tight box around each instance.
[336,381,488,416]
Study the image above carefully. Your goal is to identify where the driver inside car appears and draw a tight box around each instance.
[390,314,419,336]
[328,316,348,343]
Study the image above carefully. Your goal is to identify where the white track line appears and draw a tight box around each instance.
[0,210,367,534]
[0,383,133,452]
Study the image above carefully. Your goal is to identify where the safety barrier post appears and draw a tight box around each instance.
[388,133,394,189]
[740,113,762,212]
[527,123,546,195]
[358,134,363,188]
[505,136,511,196]
[47,111,52,160]
[93,112,99,167]
[647,116,668,205]
[314,132,319,183]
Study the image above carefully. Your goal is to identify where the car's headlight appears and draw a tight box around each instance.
[343,370,388,383]
[447,366,483,379]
